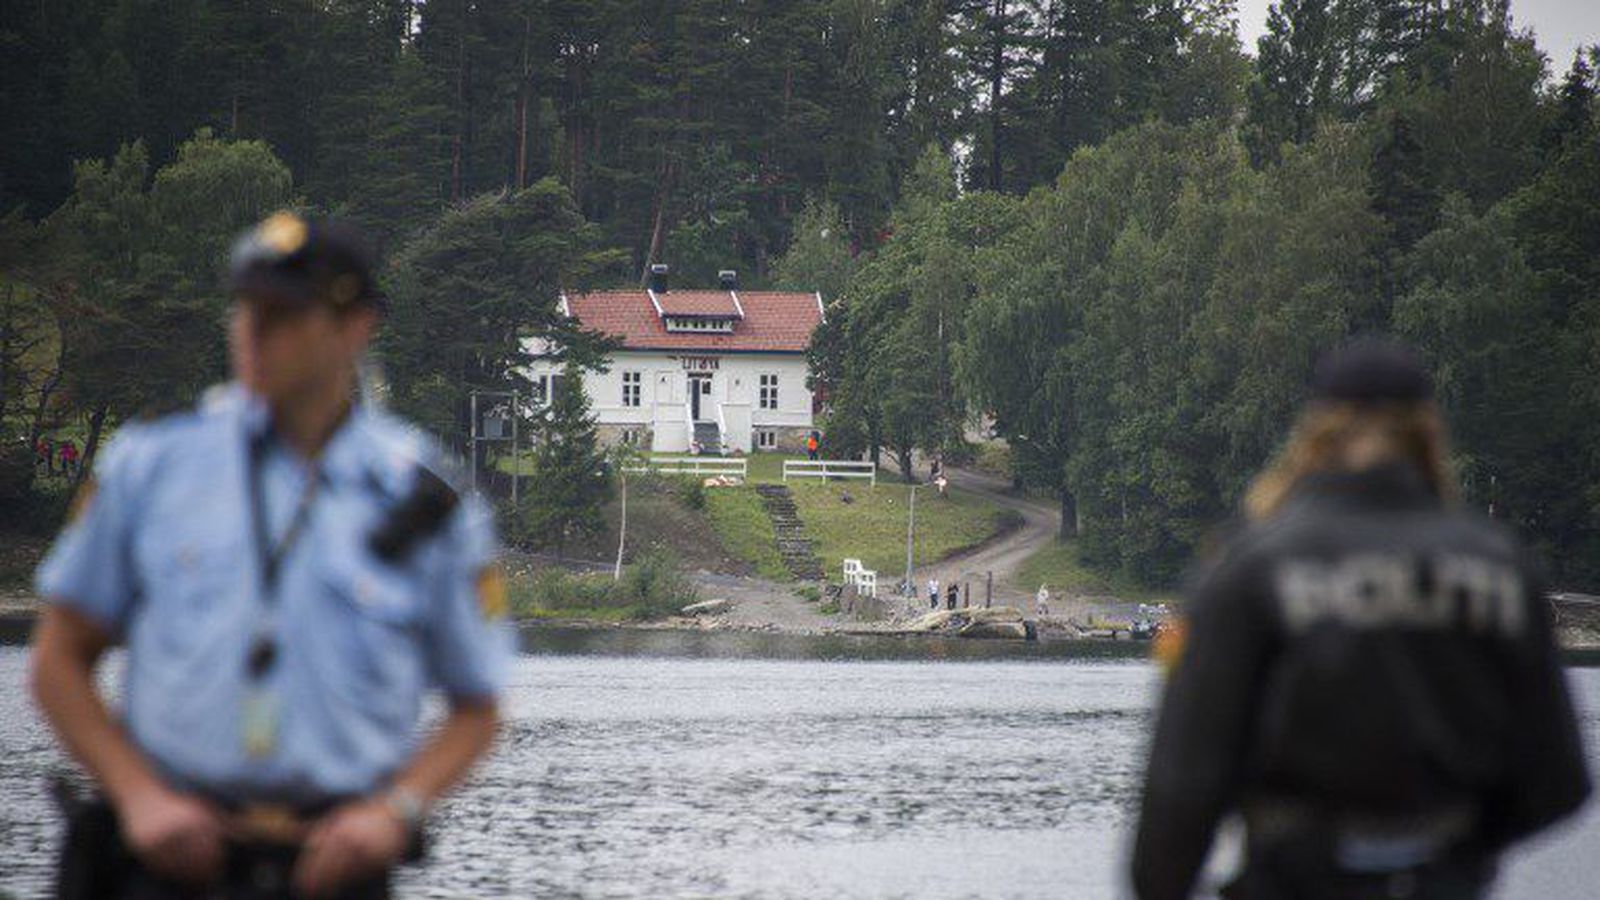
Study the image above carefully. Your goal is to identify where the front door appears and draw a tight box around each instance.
[689,375,710,421]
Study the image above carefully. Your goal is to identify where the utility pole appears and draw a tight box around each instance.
[904,483,917,595]
[469,392,479,491]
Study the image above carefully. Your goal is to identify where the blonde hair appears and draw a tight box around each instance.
[1243,401,1457,520]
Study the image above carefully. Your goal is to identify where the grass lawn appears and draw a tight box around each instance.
[788,481,1012,582]
[1013,540,1176,604]
[703,486,790,580]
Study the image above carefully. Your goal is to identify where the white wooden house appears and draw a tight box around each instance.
[523,266,824,454]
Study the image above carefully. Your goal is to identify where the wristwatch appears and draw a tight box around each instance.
[381,786,428,833]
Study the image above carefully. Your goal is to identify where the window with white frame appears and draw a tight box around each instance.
[759,374,778,410]
[529,374,550,407]
[756,429,777,449]
[621,371,641,407]
[619,428,640,445]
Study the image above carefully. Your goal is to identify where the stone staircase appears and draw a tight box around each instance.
[754,484,825,581]
[693,421,721,455]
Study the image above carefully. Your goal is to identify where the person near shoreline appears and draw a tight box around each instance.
[1035,584,1050,617]
[1131,338,1589,900]
[29,212,512,899]
[946,582,959,611]
[928,577,940,610]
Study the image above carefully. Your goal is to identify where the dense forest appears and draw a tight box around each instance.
[2,0,1596,587]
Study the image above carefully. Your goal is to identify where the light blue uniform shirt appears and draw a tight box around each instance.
[36,385,513,804]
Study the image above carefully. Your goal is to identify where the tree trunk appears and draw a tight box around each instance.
[896,447,915,483]
[515,89,528,189]
[27,346,64,446]
[76,404,108,491]
[515,13,532,190]
[989,0,1005,192]
[451,23,468,201]
[1058,488,1078,539]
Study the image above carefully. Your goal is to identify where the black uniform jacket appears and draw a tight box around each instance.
[1131,463,1590,900]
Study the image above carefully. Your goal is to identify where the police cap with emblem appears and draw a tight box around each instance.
[1310,336,1433,404]
[229,211,382,311]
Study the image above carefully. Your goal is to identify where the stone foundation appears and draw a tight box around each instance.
[752,426,815,454]
[596,424,652,448]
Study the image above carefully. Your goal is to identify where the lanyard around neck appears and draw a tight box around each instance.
[248,435,322,600]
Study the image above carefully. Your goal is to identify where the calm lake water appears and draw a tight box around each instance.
[1,629,1596,898]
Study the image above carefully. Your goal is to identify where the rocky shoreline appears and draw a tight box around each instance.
[4,592,1598,652]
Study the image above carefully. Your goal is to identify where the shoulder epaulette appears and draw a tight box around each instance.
[368,465,460,563]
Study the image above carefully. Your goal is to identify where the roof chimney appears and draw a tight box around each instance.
[718,269,739,290]
[648,263,669,293]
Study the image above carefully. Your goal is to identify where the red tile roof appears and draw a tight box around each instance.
[563,289,822,353]
[654,290,741,317]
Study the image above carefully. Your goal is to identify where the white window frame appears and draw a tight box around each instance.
[759,374,779,410]
[664,316,734,333]
[622,370,641,407]
[756,429,777,449]
[619,428,640,445]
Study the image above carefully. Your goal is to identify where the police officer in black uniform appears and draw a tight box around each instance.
[1131,338,1590,899]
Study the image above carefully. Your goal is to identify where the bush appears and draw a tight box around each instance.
[796,585,821,603]
[508,546,697,621]
[672,476,706,510]
[616,545,698,618]
[510,567,615,614]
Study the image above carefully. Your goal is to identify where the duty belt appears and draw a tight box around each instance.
[1243,798,1479,872]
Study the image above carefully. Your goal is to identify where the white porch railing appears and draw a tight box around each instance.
[624,456,748,477]
[783,459,877,486]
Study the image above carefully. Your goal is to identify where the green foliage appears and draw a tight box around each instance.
[615,546,699,619]
[512,363,614,556]
[509,549,696,620]
[972,121,1383,580]
[27,132,293,476]
[1014,540,1176,605]
[382,181,622,443]
[509,567,617,617]
[704,487,790,581]
[4,0,1597,592]
[672,476,707,512]
[809,145,1023,479]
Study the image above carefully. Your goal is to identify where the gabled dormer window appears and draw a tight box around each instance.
[664,316,735,333]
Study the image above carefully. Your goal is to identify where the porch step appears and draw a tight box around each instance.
[755,484,825,581]
[693,421,721,455]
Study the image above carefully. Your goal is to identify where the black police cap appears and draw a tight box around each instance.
[229,212,382,310]
[1310,337,1434,403]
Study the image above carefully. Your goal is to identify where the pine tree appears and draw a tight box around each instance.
[1244,0,1340,167]
[1370,109,1438,255]
[519,363,613,557]
[1545,52,1596,158]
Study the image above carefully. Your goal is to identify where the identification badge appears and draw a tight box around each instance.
[241,687,280,758]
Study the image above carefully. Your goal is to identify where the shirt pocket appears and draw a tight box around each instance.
[140,529,246,658]
[317,553,426,693]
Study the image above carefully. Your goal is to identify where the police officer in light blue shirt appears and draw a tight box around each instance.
[30,212,512,899]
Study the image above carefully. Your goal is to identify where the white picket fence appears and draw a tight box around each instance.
[783,459,877,486]
[623,456,748,478]
[842,558,878,598]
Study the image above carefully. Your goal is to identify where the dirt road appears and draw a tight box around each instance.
[910,466,1057,610]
